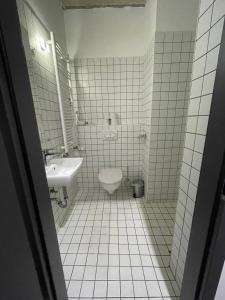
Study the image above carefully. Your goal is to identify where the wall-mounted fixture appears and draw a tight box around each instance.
[137,131,147,140]
[39,37,49,52]
[102,130,118,141]
[47,32,69,153]
[75,111,88,126]
[73,145,85,151]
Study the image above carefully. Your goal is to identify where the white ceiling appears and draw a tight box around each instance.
[62,0,146,9]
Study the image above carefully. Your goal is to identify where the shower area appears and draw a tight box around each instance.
[16,0,202,298]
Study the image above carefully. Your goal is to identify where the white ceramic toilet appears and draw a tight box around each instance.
[98,168,122,195]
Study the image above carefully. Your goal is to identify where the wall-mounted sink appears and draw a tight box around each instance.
[45,157,83,187]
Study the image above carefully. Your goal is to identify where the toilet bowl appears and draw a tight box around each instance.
[98,168,122,195]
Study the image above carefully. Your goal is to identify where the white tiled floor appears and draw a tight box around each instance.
[57,189,180,299]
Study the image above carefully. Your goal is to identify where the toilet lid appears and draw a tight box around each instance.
[99,168,122,184]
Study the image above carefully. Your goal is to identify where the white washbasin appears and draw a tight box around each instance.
[45,157,83,187]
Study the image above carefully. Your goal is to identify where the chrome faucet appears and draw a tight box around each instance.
[42,148,62,165]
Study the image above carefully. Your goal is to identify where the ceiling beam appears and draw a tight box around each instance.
[62,0,146,9]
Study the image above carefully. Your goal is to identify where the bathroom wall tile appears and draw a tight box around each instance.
[71,57,144,188]
[212,0,225,25]
[199,0,214,16]
[205,45,220,73]
[186,117,198,133]
[197,5,213,39]
[73,57,143,125]
[188,98,200,116]
[194,134,206,153]
[194,32,209,60]
[190,77,203,98]
[183,148,193,165]
[202,71,216,95]
[171,4,225,287]
[192,152,203,171]
[192,56,206,80]
[185,133,195,150]
[199,94,212,115]
[208,18,224,50]
[196,116,209,134]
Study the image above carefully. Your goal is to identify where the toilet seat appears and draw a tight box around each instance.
[99,168,122,184]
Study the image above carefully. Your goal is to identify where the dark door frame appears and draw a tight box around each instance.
[0,1,67,299]
[1,1,225,300]
[180,20,225,300]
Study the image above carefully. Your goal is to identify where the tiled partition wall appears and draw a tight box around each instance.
[146,31,195,202]
[142,31,195,202]
[170,0,225,288]
[142,39,155,196]
[17,0,77,231]
[71,58,144,188]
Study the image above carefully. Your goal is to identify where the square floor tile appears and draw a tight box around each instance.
[146,280,162,297]
[109,254,119,266]
[120,255,130,266]
[94,281,107,298]
[79,281,94,298]
[88,244,99,254]
[108,266,120,280]
[71,266,85,280]
[143,266,157,280]
[133,280,148,297]
[96,266,108,280]
[75,254,87,266]
[132,266,144,280]
[64,254,77,266]
[130,255,142,266]
[120,266,132,280]
[121,281,134,297]
[107,280,120,297]
[86,253,98,266]
[83,266,96,280]
[141,255,153,266]
[67,280,82,298]
[97,254,108,266]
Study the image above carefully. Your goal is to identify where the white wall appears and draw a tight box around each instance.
[24,0,67,48]
[64,0,157,58]
[156,0,199,32]
[64,0,198,59]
